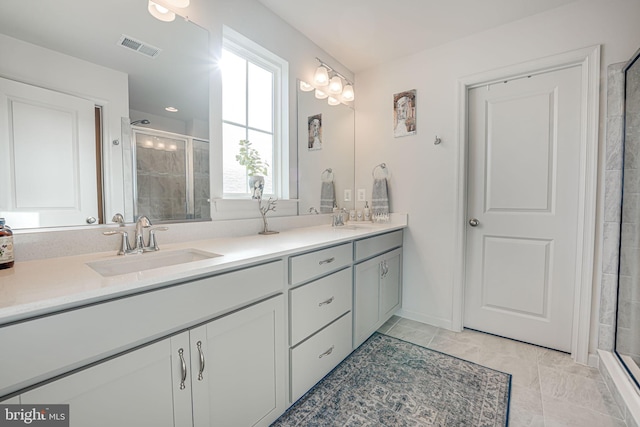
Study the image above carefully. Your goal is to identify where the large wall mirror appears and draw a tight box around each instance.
[616,48,640,387]
[0,0,210,229]
[0,0,357,229]
[297,83,355,215]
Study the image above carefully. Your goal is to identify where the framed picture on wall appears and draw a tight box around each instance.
[393,89,416,137]
[308,114,323,150]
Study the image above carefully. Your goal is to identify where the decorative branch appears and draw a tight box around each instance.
[258,197,278,235]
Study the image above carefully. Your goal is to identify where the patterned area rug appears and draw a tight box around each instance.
[272,333,511,426]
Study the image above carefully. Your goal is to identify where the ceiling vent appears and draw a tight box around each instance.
[117,34,162,58]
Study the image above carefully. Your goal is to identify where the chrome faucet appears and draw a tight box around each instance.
[134,216,152,251]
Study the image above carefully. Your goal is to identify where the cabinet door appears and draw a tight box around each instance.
[380,248,402,319]
[353,256,381,347]
[191,295,285,427]
[21,335,192,427]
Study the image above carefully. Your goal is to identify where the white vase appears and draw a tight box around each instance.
[249,175,264,199]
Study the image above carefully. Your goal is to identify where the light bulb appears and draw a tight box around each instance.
[315,89,328,99]
[299,81,314,92]
[329,76,343,94]
[342,84,355,101]
[313,65,329,86]
[148,0,175,22]
[328,96,340,106]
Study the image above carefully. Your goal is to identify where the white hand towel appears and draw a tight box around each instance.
[320,181,335,213]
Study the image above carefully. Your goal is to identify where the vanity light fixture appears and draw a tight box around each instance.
[328,75,343,95]
[342,83,355,101]
[313,58,355,105]
[315,89,329,99]
[148,0,175,22]
[313,65,329,86]
[299,80,314,92]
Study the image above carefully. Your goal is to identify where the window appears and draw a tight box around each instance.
[221,28,288,198]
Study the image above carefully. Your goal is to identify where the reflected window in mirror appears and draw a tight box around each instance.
[221,27,289,199]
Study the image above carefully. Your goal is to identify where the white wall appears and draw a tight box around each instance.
[354,0,640,354]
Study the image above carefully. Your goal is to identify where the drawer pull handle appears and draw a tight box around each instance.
[319,257,335,265]
[319,296,335,307]
[319,345,335,359]
[178,348,187,390]
[197,341,205,381]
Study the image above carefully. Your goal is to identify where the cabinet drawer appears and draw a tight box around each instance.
[290,313,352,402]
[0,260,284,397]
[289,243,352,285]
[354,230,403,262]
[290,268,352,345]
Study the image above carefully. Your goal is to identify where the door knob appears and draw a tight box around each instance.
[86,216,97,224]
[468,218,479,227]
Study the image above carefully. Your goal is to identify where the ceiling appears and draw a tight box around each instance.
[256,0,578,73]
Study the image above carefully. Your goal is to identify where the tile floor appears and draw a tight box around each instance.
[378,316,627,427]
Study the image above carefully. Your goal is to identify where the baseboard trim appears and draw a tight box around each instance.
[396,308,454,331]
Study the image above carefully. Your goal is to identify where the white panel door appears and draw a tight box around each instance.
[0,77,97,228]
[464,66,582,352]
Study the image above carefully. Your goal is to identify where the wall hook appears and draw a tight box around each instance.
[434,136,442,145]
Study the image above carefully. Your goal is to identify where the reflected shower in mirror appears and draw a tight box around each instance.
[616,47,640,387]
[297,81,355,214]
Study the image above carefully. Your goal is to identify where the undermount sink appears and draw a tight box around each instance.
[340,224,375,230]
[87,248,221,277]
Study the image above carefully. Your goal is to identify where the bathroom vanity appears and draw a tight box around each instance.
[0,220,405,426]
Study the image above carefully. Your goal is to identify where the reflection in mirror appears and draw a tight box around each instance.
[297,82,355,214]
[0,0,210,229]
[616,48,640,388]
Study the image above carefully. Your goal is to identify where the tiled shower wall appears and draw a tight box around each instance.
[600,62,625,352]
[598,61,640,427]
[617,59,640,364]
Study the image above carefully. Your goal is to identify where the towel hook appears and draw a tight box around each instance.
[372,163,389,179]
[321,168,334,182]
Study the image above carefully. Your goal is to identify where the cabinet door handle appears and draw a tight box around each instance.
[380,261,388,278]
[178,348,187,390]
[319,257,335,265]
[318,345,335,359]
[197,341,205,381]
[318,296,335,307]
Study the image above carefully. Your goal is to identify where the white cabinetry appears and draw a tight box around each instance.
[288,244,353,403]
[18,295,285,427]
[21,337,191,427]
[353,231,403,347]
[190,295,285,427]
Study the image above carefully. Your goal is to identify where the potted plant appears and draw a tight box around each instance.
[236,139,268,199]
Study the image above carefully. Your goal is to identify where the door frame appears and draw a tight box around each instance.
[452,45,600,364]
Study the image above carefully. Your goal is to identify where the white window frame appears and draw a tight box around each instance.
[222,26,289,199]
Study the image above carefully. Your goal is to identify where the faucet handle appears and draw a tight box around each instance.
[145,227,169,252]
[103,230,133,255]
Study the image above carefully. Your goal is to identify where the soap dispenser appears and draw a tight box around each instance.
[363,201,371,222]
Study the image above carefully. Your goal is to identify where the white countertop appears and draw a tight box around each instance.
[0,220,406,325]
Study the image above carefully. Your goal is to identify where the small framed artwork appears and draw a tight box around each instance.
[308,114,322,150]
[393,89,416,137]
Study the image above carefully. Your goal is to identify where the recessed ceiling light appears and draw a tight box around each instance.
[165,106,178,112]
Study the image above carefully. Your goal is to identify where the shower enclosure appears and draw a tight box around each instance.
[132,128,210,223]
[615,47,640,387]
